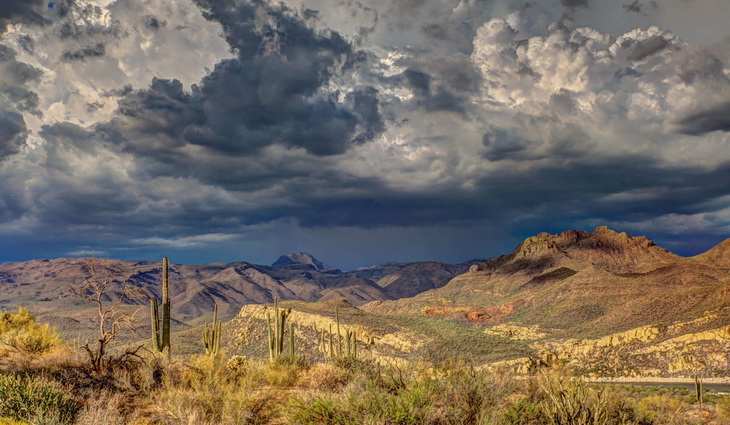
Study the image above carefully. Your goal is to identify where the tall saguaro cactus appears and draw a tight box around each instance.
[320,306,357,360]
[203,303,222,357]
[695,373,704,407]
[266,297,291,362]
[151,256,172,358]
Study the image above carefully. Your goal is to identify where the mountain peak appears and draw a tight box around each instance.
[271,252,334,272]
[505,226,677,274]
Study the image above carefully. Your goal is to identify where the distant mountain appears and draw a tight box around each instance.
[0,255,477,336]
[271,252,335,272]
[355,259,486,299]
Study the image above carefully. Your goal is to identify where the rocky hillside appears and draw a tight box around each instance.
[360,226,730,376]
[365,226,730,333]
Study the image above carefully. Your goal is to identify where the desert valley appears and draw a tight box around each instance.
[1,227,730,424]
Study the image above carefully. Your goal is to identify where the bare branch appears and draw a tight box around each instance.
[72,256,148,374]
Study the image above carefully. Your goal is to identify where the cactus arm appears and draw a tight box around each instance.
[151,298,161,351]
[336,307,342,356]
[267,311,274,361]
[161,257,171,357]
[202,303,222,357]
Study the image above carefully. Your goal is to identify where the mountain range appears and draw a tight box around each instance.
[0,252,483,334]
[2,225,730,376]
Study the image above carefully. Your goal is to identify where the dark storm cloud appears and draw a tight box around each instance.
[381,53,482,117]
[0,44,43,116]
[482,127,534,161]
[623,1,658,15]
[402,69,431,96]
[102,84,134,98]
[0,110,27,159]
[346,86,385,144]
[0,44,41,160]
[623,1,643,14]
[675,49,727,85]
[561,0,588,11]
[475,157,730,232]
[60,43,106,61]
[17,35,34,54]
[142,15,166,31]
[247,155,730,234]
[674,102,730,135]
[626,35,670,61]
[0,0,48,33]
[99,0,385,160]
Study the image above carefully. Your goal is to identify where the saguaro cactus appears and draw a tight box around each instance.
[266,297,291,362]
[203,303,222,357]
[319,306,357,360]
[151,256,172,358]
[695,373,704,407]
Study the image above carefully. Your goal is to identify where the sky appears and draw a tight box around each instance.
[0,0,729,270]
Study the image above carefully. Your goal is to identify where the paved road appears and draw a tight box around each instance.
[592,381,730,393]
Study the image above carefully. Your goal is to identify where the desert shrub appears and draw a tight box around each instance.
[0,374,79,424]
[265,361,305,387]
[0,307,61,359]
[289,362,443,425]
[0,418,29,425]
[297,363,350,391]
[600,392,653,425]
[499,396,542,425]
[288,395,355,425]
[716,396,730,419]
[73,391,128,425]
[442,366,495,423]
[226,355,248,376]
[157,355,276,425]
[539,372,608,425]
[637,394,688,423]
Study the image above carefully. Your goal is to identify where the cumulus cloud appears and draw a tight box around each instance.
[1,0,730,268]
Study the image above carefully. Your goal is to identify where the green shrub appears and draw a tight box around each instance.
[288,395,354,425]
[0,307,61,357]
[0,374,79,424]
[539,372,608,425]
[0,418,29,425]
[501,397,541,425]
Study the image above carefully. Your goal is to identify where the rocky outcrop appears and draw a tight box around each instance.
[490,226,679,275]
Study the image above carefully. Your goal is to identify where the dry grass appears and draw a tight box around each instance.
[3,305,730,424]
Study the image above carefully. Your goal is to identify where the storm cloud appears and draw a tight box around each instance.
[0,0,730,269]
[0,0,48,33]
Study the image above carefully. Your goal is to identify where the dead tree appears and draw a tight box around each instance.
[71,257,145,374]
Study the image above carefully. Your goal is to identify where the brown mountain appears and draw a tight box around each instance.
[363,226,730,338]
